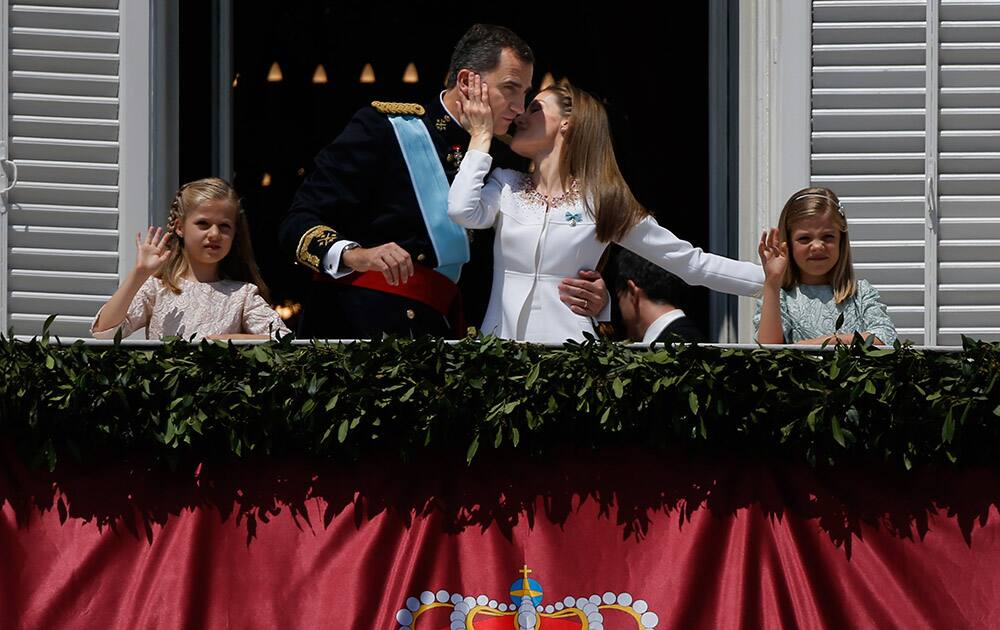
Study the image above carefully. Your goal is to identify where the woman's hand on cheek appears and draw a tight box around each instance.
[456,73,494,147]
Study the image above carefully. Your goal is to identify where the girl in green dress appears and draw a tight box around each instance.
[755,187,897,345]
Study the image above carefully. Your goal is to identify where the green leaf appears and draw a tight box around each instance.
[867,348,895,358]
[600,407,611,425]
[253,346,269,363]
[45,355,54,369]
[42,313,58,337]
[942,411,955,443]
[864,380,876,395]
[321,426,334,443]
[399,386,416,402]
[526,362,540,388]
[525,410,538,430]
[831,416,846,447]
[612,377,624,399]
[337,420,349,443]
[688,392,699,415]
[466,435,480,463]
[806,408,819,430]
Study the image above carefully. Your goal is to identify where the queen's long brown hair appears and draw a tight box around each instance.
[161,177,271,301]
[542,80,649,242]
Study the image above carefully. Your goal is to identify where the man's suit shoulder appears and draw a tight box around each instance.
[656,316,706,344]
[347,101,425,130]
[311,102,419,165]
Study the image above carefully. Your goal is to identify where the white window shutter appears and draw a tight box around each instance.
[937,0,1000,344]
[811,0,929,344]
[5,0,120,338]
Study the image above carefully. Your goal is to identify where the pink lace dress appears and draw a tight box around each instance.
[90,277,291,340]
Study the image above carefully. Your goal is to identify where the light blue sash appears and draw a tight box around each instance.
[387,115,469,282]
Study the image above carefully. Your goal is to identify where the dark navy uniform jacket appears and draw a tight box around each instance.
[279,96,527,338]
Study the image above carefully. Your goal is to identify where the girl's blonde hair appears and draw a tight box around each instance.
[541,80,649,243]
[160,177,271,301]
[778,186,855,303]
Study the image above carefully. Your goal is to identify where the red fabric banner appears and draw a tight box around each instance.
[3,446,1000,629]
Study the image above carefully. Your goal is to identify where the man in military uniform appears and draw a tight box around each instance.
[279,24,607,338]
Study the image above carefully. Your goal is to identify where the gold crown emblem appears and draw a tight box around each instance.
[395,565,660,629]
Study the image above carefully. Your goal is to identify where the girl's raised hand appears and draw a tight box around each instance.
[135,227,172,276]
[455,73,494,142]
[758,228,788,285]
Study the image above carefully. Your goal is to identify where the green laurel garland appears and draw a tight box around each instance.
[2,326,999,472]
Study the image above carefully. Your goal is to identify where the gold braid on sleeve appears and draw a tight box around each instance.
[296,225,339,272]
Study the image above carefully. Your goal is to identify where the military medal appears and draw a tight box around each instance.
[446,144,465,168]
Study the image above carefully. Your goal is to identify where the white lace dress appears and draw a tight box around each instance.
[448,150,765,342]
[90,277,291,340]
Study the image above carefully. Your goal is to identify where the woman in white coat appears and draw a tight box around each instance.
[448,77,764,342]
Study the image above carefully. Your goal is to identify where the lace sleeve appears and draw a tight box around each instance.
[90,277,158,339]
[752,292,794,342]
[857,280,897,344]
[242,285,292,338]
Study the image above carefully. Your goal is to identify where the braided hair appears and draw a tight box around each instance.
[165,183,189,237]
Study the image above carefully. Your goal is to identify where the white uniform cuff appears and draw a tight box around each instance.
[322,240,360,279]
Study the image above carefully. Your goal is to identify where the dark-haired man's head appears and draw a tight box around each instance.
[444,24,534,135]
[614,249,691,341]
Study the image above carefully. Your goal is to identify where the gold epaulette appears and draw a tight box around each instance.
[372,101,426,116]
[296,225,339,272]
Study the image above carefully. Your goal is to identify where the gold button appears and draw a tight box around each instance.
[406,308,416,320]
[416,253,426,262]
